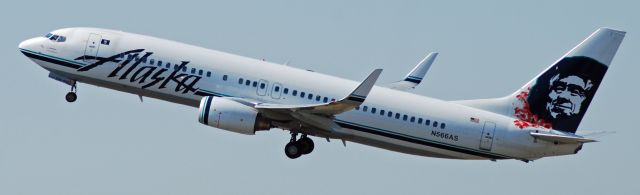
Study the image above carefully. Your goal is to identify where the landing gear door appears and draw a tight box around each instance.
[84,33,102,62]
[479,121,496,151]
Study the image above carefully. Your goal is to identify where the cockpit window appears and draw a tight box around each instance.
[45,33,66,42]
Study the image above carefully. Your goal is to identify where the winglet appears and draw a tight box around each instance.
[346,69,382,102]
[385,52,438,90]
[405,52,438,84]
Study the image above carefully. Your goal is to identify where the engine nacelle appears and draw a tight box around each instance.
[198,96,270,135]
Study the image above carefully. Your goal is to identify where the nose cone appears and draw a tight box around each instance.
[18,37,41,51]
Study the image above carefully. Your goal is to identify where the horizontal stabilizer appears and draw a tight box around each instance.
[576,130,616,138]
[530,132,596,144]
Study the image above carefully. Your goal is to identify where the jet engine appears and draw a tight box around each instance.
[198,96,270,135]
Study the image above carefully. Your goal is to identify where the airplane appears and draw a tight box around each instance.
[18,27,625,162]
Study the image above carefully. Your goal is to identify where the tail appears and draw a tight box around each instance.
[457,28,625,133]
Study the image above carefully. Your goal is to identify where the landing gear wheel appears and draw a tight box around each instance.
[298,136,314,155]
[65,81,78,103]
[65,92,77,102]
[284,141,302,159]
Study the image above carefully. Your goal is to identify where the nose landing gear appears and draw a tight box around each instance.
[284,133,315,159]
[65,81,77,103]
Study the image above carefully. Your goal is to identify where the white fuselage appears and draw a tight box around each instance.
[19,28,582,161]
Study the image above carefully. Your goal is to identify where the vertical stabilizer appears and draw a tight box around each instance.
[509,28,625,133]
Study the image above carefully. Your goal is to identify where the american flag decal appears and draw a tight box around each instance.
[470,117,480,123]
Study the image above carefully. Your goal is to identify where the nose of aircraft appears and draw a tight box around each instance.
[18,37,41,51]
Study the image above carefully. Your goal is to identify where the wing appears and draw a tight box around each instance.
[385,52,438,90]
[255,69,381,116]
[254,69,382,137]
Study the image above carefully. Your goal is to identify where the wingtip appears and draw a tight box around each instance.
[346,68,383,102]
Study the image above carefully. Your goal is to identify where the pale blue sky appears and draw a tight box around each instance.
[1,0,638,194]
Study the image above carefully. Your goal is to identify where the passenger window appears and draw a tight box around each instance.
[410,117,415,123]
[363,106,368,112]
[292,90,298,96]
[166,62,170,69]
[260,83,266,89]
[323,97,328,103]
[199,70,203,76]
[245,80,250,86]
[308,94,313,100]
[388,111,393,117]
[275,86,280,92]
[395,113,400,119]
[315,95,320,101]
[182,66,187,72]
[252,81,257,87]
[284,88,289,94]
[425,120,431,126]
[150,59,155,64]
[441,123,446,129]
[433,121,438,128]
[191,68,196,74]
[403,115,408,121]
[371,107,376,114]
[238,78,243,84]
[158,60,163,66]
[380,110,385,116]
[418,118,423,124]
[174,64,179,70]
[206,71,211,77]
[300,92,305,98]
[223,75,228,81]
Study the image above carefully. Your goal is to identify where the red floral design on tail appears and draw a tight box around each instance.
[512,88,552,129]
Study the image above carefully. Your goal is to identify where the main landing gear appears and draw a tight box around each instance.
[65,81,77,103]
[284,133,314,159]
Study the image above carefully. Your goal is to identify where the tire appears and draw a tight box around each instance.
[284,142,302,159]
[297,137,314,155]
[65,92,77,102]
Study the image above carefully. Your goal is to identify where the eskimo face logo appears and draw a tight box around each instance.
[546,74,593,118]
[74,49,201,94]
[514,56,607,132]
